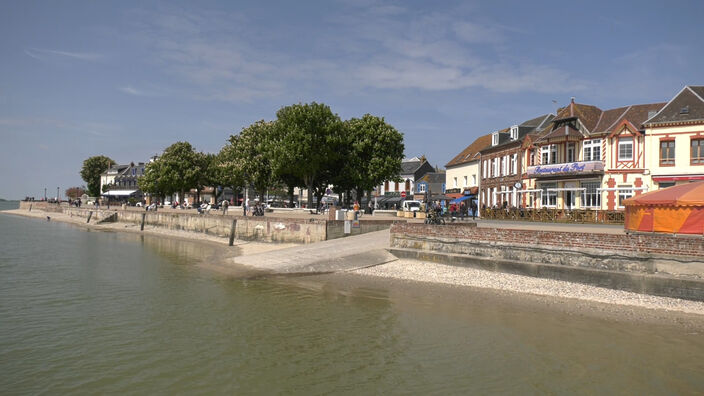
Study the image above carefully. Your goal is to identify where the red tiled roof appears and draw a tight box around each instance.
[445,133,492,168]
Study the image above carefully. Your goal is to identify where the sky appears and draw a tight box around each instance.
[1,0,703,200]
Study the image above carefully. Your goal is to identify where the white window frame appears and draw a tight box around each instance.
[472,175,476,186]
[492,132,499,146]
[510,125,518,140]
[541,183,557,207]
[418,183,426,193]
[511,153,517,175]
[584,139,602,161]
[618,137,633,161]
[618,187,633,208]
[453,177,457,188]
[581,182,601,208]
[463,176,468,187]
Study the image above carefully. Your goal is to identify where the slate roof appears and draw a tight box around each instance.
[592,102,665,134]
[645,86,704,125]
[445,133,492,167]
[418,172,446,184]
[400,159,422,175]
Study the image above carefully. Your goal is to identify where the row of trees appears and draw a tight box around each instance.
[82,102,405,207]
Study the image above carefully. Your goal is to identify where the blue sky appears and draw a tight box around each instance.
[1,0,703,199]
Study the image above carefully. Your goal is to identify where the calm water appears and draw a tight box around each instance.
[1,211,703,395]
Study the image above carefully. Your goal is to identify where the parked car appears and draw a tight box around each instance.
[402,200,422,212]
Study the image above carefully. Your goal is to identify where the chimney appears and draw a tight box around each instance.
[570,97,575,104]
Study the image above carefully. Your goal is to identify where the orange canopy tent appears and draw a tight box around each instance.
[623,181,704,235]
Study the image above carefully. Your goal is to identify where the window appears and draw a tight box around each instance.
[511,154,517,175]
[418,183,426,193]
[567,143,575,162]
[541,144,557,164]
[453,177,457,188]
[492,132,499,146]
[463,176,467,187]
[529,149,536,166]
[584,139,601,161]
[618,187,633,208]
[660,140,675,165]
[384,181,389,192]
[405,179,411,191]
[483,161,487,178]
[618,137,633,161]
[692,139,704,164]
[510,126,518,140]
[493,158,499,177]
[472,175,476,185]
[132,168,137,176]
[541,183,557,207]
[658,182,675,189]
[501,156,507,176]
[581,182,601,208]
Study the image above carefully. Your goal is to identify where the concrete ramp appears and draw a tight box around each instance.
[233,229,397,274]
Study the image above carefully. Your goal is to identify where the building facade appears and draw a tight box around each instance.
[445,133,492,201]
[643,86,704,189]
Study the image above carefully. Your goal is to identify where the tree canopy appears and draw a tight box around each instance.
[80,155,115,197]
[152,141,202,205]
[222,120,277,198]
[272,102,345,207]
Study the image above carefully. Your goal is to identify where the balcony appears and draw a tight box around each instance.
[526,161,604,178]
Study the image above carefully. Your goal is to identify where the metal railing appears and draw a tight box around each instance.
[481,208,624,224]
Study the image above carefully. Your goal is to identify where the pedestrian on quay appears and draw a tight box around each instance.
[222,199,229,215]
[470,200,477,220]
[243,199,248,217]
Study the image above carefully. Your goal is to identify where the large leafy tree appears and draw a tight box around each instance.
[221,120,277,199]
[138,159,167,203]
[272,102,344,208]
[80,155,115,197]
[154,141,202,206]
[346,114,404,198]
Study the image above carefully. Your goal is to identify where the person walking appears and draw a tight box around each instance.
[243,199,248,217]
[222,199,229,215]
[470,200,477,220]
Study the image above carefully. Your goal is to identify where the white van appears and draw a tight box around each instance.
[402,200,422,212]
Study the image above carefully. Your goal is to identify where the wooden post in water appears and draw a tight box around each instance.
[87,211,93,223]
[229,219,237,246]
[141,213,146,231]
[29,204,32,212]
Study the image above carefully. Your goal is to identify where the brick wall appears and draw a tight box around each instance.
[390,223,704,259]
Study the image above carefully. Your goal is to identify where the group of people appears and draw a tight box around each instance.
[447,199,478,220]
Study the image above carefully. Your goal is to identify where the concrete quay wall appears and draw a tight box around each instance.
[390,223,704,301]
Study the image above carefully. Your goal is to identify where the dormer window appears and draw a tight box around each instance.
[680,106,689,114]
[510,125,518,140]
[492,132,499,146]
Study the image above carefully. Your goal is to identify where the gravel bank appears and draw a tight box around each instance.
[353,259,704,316]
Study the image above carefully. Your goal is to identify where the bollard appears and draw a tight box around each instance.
[141,213,146,231]
[87,211,93,223]
[229,219,237,246]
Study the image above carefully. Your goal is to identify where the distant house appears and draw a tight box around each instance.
[414,172,446,202]
[99,161,147,201]
[374,156,435,208]
[445,133,492,201]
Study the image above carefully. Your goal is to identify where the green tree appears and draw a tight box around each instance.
[221,120,277,200]
[138,159,166,203]
[154,141,202,206]
[346,114,405,199]
[272,102,344,209]
[80,155,115,197]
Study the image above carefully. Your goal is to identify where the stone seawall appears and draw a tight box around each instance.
[389,223,704,301]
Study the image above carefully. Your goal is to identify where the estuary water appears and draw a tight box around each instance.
[1,210,703,394]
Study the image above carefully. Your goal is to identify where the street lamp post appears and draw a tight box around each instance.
[44,188,47,201]
[57,187,60,203]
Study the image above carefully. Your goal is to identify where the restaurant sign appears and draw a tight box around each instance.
[527,161,604,177]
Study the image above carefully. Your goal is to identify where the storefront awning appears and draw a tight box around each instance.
[102,190,138,197]
[449,195,472,204]
[652,175,704,182]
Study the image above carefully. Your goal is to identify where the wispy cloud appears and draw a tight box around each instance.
[24,48,104,62]
[127,2,586,103]
[118,85,163,97]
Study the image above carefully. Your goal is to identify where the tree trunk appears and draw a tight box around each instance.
[287,185,295,208]
[307,181,314,211]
